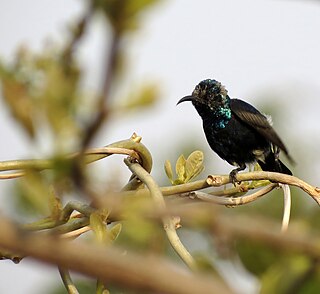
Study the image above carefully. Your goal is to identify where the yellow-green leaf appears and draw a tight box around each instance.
[48,187,62,221]
[16,171,52,215]
[109,223,122,241]
[164,160,174,184]
[90,213,107,243]
[175,154,186,182]
[101,0,160,33]
[261,255,311,294]
[254,163,263,171]
[126,0,160,16]
[1,77,35,137]
[185,151,204,182]
[120,83,159,111]
[173,178,184,185]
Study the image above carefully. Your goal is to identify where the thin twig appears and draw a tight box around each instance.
[280,184,291,232]
[183,183,278,206]
[124,158,197,271]
[0,172,25,179]
[85,147,140,160]
[60,226,91,239]
[62,3,94,65]
[58,267,80,294]
[0,136,152,174]
[81,32,120,149]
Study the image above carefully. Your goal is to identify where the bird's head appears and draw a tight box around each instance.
[177,79,230,116]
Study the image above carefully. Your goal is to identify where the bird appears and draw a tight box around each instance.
[177,79,294,184]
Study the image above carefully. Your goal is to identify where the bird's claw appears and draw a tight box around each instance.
[229,171,238,186]
[229,169,241,186]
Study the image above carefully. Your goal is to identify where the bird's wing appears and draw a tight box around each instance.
[230,98,290,156]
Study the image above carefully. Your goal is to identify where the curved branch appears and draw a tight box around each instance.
[0,135,152,175]
[122,171,319,208]
[124,158,197,271]
[206,172,320,205]
[0,172,25,179]
[60,226,91,240]
[0,140,318,208]
[183,183,278,206]
[58,267,80,294]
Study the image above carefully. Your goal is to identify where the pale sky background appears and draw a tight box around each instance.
[0,0,320,293]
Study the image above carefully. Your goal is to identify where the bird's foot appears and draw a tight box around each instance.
[229,170,239,186]
[229,165,246,186]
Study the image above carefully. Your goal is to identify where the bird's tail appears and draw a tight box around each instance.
[258,152,292,176]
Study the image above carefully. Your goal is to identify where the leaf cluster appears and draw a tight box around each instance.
[165,151,204,185]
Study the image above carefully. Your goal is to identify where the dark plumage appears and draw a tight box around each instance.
[177,79,293,183]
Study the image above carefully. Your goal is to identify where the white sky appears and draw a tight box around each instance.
[0,0,320,293]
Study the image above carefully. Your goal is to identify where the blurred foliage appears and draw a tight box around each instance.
[97,0,161,33]
[14,170,62,218]
[0,48,81,145]
[90,210,122,245]
[0,0,319,293]
[236,239,281,276]
[118,83,159,112]
[261,255,320,294]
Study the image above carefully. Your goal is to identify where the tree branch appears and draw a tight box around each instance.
[0,217,232,294]
[180,183,278,206]
[206,172,320,205]
[58,267,80,294]
[124,158,197,271]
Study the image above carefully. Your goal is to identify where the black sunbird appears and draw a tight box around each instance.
[177,79,294,183]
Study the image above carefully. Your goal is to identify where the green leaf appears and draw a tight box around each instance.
[0,48,81,144]
[0,72,35,137]
[173,178,184,185]
[185,151,204,182]
[254,162,263,171]
[120,83,159,111]
[261,255,313,294]
[48,187,62,221]
[237,239,279,276]
[109,223,122,241]
[125,0,160,16]
[16,171,52,216]
[164,160,174,184]
[90,213,108,244]
[118,216,160,248]
[101,0,160,33]
[175,154,186,182]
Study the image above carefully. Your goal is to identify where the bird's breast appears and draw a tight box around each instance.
[202,116,270,165]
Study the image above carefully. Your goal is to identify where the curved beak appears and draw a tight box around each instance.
[176,95,195,106]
